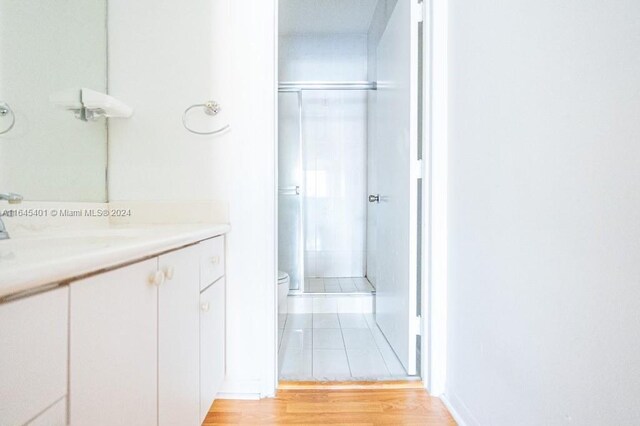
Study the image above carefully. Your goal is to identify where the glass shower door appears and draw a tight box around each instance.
[278,92,304,291]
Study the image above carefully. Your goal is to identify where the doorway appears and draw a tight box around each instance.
[276,0,424,382]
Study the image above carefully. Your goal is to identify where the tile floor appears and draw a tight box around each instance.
[303,277,376,293]
[278,312,410,380]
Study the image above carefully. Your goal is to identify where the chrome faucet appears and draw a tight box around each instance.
[0,192,23,240]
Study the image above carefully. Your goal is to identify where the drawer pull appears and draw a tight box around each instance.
[201,303,210,312]
[164,267,175,280]
[149,271,165,286]
[210,256,221,265]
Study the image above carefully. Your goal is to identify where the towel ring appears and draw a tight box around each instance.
[0,102,16,135]
[182,100,230,136]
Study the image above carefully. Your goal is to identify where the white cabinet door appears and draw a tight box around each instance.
[0,287,68,426]
[158,245,201,426]
[28,398,66,426]
[200,277,225,422]
[70,259,158,426]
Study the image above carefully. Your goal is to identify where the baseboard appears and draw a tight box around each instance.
[216,392,261,400]
[441,389,481,426]
[216,379,263,400]
[279,380,424,390]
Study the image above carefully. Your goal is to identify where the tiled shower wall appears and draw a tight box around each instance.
[279,35,368,277]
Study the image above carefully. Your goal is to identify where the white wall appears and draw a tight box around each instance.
[446,0,640,424]
[225,0,277,396]
[280,35,368,278]
[109,0,277,396]
[108,0,232,204]
[366,0,398,80]
[280,35,368,81]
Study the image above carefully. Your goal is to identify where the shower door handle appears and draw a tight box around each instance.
[279,186,301,196]
[369,194,380,203]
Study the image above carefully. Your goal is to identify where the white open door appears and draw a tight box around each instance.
[372,0,420,375]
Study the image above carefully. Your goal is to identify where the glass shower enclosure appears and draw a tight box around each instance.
[278,82,374,292]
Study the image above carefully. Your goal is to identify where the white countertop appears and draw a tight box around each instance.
[0,223,230,300]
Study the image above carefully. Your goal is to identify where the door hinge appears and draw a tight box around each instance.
[412,316,423,336]
[414,0,425,23]
[414,159,424,179]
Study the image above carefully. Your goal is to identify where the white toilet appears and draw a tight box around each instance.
[277,271,290,315]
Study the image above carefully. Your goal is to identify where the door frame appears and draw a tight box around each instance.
[268,0,449,396]
[424,0,449,396]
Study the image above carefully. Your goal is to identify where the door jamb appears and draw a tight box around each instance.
[269,0,449,395]
[423,0,449,396]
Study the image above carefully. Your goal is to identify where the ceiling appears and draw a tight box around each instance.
[279,0,379,35]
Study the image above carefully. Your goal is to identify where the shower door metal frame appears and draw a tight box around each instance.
[277,83,377,292]
[279,81,377,92]
[277,91,305,291]
[294,91,304,291]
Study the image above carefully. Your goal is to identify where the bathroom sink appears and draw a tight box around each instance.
[8,228,157,242]
[0,228,160,261]
[0,235,132,255]
[0,223,230,301]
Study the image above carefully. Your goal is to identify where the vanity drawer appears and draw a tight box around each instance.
[200,236,225,289]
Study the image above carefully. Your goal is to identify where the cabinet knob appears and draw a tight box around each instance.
[201,303,210,312]
[149,270,165,286]
[164,267,175,280]
[210,256,220,265]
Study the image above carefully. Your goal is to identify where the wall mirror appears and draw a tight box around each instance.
[0,0,108,202]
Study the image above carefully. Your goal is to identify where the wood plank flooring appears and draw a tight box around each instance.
[204,381,456,425]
